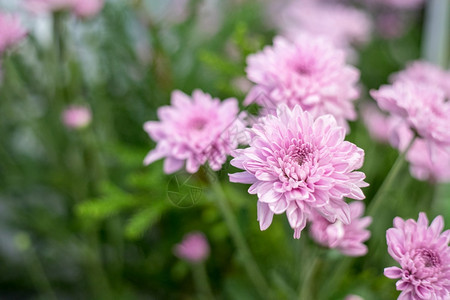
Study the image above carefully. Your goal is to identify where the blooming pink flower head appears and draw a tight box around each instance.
[62,105,92,129]
[370,80,450,146]
[384,213,450,299]
[392,61,450,99]
[279,0,373,49]
[26,0,104,18]
[0,13,27,53]
[309,202,372,256]
[229,105,368,238]
[174,232,210,263]
[245,34,360,131]
[144,90,245,174]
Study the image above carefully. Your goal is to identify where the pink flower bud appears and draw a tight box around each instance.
[174,232,210,263]
[62,106,92,129]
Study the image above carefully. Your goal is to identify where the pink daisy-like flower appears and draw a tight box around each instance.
[229,105,368,238]
[174,232,210,263]
[0,13,27,53]
[370,80,450,145]
[245,34,360,130]
[26,0,104,18]
[392,61,450,99]
[309,202,372,256]
[144,89,245,174]
[279,0,372,49]
[384,213,450,299]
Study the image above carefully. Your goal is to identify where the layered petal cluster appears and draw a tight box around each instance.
[245,35,360,131]
[371,81,450,145]
[144,90,245,174]
[0,13,27,53]
[370,62,450,183]
[392,61,450,99]
[309,202,372,256]
[229,105,367,238]
[26,0,104,18]
[174,232,210,263]
[384,213,450,299]
[278,0,372,49]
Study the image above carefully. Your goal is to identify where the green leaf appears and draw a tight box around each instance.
[124,201,167,240]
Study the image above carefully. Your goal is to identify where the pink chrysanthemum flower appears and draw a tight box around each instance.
[384,213,450,299]
[370,81,450,146]
[0,13,27,53]
[245,35,360,131]
[144,90,245,174]
[174,232,210,263]
[392,61,450,99]
[229,105,368,238]
[279,0,372,49]
[309,202,372,256]
[26,0,104,18]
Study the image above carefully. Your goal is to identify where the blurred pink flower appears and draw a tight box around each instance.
[309,202,372,256]
[72,0,104,18]
[62,105,92,129]
[245,35,360,131]
[345,295,364,300]
[144,90,245,174]
[0,13,27,53]
[370,81,450,146]
[407,140,450,183]
[392,61,450,99]
[384,213,450,299]
[361,103,392,143]
[375,12,407,39]
[174,232,210,263]
[279,0,372,49]
[365,0,425,10]
[229,105,368,238]
[26,0,104,18]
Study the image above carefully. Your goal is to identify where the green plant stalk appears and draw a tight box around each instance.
[421,0,450,67]
[192,262,215,300]
[208,174,271,299]
[367,136,416,217]
[24,245,57,300]
[298,252,321,300]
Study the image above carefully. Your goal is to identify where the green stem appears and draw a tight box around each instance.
[208,174,271,299]
[298,249,321,300]
[319,257,352,299]
[192,262,215,300]
[421,0,450,66]
[367,136,416,217]
[15,233,57,300]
